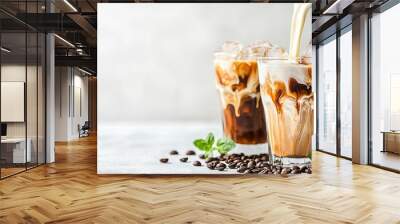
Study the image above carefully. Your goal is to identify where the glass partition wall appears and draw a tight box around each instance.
[0,5,46,179]
[317,36,337,155]
[370,2,400,171]
[339,27,352,159]
[316,26,353,159]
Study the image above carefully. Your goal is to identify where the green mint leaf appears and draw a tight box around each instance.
[215,138,236,154]
[193,139,208,151]
[205,132,215,146]
[307,151,312,159]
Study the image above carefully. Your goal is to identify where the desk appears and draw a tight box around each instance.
[381,131,400,154]
[1,138,31,163]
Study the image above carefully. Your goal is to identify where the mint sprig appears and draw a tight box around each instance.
[193,132,236,157]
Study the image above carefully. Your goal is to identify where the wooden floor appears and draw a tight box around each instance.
[1,135,400,224]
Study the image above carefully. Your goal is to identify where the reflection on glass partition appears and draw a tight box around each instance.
[27,32,38,169]
[340,29,352,158]
[317,37,337,154]
[1,32,28,178]
[0,2,47,178]
[371,3,400,171]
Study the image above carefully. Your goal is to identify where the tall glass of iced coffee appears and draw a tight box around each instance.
[258,56,313,164]
[213,42,270,144]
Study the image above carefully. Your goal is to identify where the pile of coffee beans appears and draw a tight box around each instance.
[203,153,312,175]
[160,151,311,176]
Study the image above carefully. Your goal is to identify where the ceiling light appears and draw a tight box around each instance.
[54,34,75,48]
[1,47,11,53]
[78,67,93,76]
[63,0,78,12]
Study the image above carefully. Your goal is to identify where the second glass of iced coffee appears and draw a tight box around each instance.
[214,42,267,145]
[258,56,313,165]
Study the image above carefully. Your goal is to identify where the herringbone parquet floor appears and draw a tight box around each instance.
[1,135,400,224]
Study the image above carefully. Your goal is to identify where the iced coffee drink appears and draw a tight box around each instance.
[258,57,313,163]
[214,42,270,144]
[258,3,313,164]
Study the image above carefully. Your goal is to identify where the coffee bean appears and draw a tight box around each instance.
[281,168,290,175]
[262,162,270,168]
[216,163,226,171]
[291,169,300,174]
[199,154,206,159]
[217,167,225,171]
[273,171,279,175]
[237,167,247,173]
[259,169,268,174]
[247,161,255,169]
[292,165,300,171]
[160,158,169,163]
[256,162,263,168]
[180,157,188,162]
[261,156,268,161]
[255,158,260,163]
[252,168,261,173]
[207,163,215,170]
[186,150,196,155]
[216,163,226,169]
[208,161,218,168]
[192,161,201,166]
[299,165,307,172]
[228,163,236,169]
[306,168,312,174]
[169,150,178,155]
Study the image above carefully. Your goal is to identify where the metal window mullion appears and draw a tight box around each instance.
[25,0,28,171]
[367,11,373,165]
[316,44,320,151]
[336,28,341,157]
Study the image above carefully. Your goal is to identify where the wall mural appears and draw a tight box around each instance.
[98,3,313,175]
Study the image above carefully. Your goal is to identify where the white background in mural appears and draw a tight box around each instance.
[97,3,312,174]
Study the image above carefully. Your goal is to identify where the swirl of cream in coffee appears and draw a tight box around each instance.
[214,41,287,116]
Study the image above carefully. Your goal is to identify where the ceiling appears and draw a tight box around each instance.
[0,0,393,75]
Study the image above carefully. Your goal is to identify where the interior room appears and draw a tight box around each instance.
[0,0,400,223]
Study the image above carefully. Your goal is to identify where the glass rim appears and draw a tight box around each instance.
[214,52,311,61]
[257,56,311,60]
[257,56,312,63]
[213,52,259,60]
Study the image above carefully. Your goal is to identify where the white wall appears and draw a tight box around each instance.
[98,3,312,124]
[55,67,89,141]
